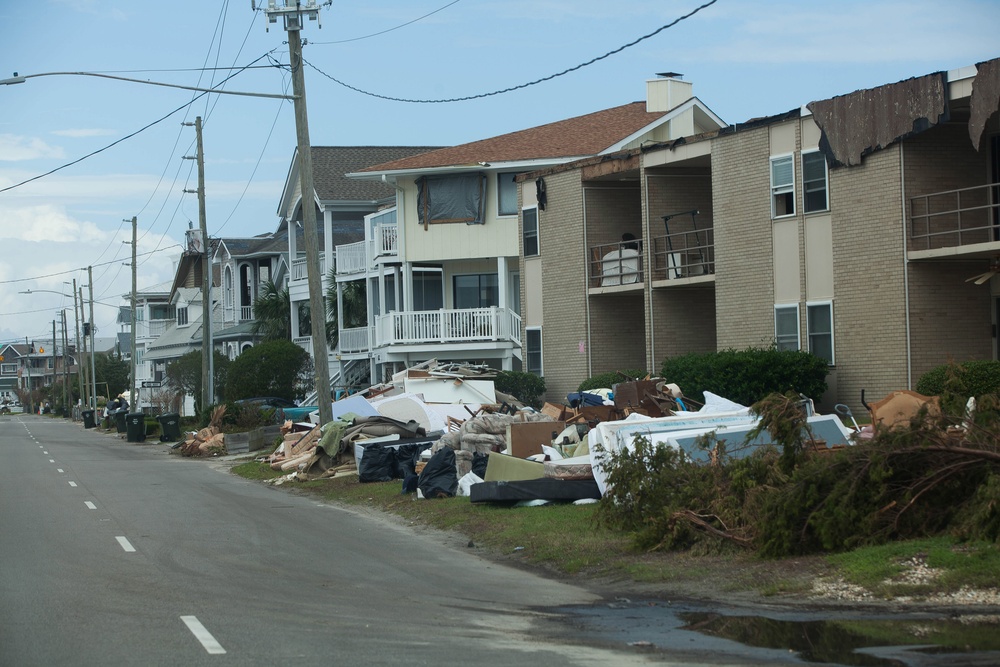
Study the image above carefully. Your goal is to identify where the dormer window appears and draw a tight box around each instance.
[177,306,189,327]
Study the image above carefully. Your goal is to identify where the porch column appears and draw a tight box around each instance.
[497,256,508,311]
[336,282,344,351]
[402,263,414,312]
[393,266,402,311]
[323,209,334,277]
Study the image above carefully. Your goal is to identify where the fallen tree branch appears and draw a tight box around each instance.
[671,510,753,548]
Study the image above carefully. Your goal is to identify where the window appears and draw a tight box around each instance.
[134,348,144,366]
[497,172,522,216]
[770,155,795,218]
[224,266,233,309]
[774,305,800,351]
[176,306,189,327]
[453,274,498,309]
[135,308,144,322]
[413,270,443,311]
[802,151,828,213]
[526,328,543,376]
[522,207,539,257]
[1,363,16,375]
[416,173,486,226]
[807,302,834,364]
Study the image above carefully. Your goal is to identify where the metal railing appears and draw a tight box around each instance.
[588,240,643,288]
[651,228,715,280]
[909,182,1000,251]
[375,307,520,346]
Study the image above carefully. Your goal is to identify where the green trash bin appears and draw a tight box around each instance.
[126,412,146,443]
[113,410,128,433]
[82,409,96,429]
[157,413,182,442]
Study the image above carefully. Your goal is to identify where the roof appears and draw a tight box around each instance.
[217,228,289,259]
[358,102,669,173]
[311,146,442,201]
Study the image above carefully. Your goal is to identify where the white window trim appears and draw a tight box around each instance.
[526,326,543,376]
[806,300,835,365]
[770,153,796,219]
[774,304,800,351]
[522,206,539,257]
[176,305,190,328]
[801,150,829,214]
[496,171,521,218]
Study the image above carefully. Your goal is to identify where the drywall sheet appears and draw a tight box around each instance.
[403,376,496,404]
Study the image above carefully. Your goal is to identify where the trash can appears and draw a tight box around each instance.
[113,410,128,433]
[156,413,182,442]
[82,409,96,429]
[125,412,146,443]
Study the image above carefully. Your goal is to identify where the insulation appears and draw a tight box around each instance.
[969,57,1000,151]
[807,72,948,167]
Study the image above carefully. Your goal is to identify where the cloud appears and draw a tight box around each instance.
[0,134,66,161]
[51,128,118,138]
[0,204,106,243]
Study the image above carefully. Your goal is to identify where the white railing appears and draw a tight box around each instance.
[293,336,312,354]
[375,307,520,346]
[240,305,254,322]
[336,241,367,275]
[147,320,170,338]
[375,223,398,258]
[339,326,370,353]
[291,255,327,281]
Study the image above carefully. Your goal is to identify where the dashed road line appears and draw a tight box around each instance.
[115,536,136,553]
[68,482,77,487]
[84,501,97,510]
[181,616,226,655]
[57,469,64,473]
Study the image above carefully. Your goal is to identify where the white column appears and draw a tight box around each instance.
[497,256,508,311]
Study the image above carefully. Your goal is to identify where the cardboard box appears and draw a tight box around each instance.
[505,420,565,459]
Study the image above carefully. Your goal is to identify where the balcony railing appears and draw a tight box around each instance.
[291,255,327,281]
[240,305,254,322]
[336,241,367,275]
[339,326,371,353]
[292,336,312,354]
[652,228,715,281]
[147,319,170,338]
[909,183,1000,251]
[375,223,398,258]
[589,241,643,288]
[375,307,521,346]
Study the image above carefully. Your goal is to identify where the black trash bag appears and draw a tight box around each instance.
[358,445,395,483]
[394,443,434,478]
[471,452,489,479]
[401,473,419,494]
[417,448,458,499]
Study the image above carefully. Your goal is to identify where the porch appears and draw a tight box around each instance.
[908,182,1000,259]
[375,307,521,347]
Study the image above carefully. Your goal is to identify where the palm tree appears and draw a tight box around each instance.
[325,265,367,349]
[251,279,292,341]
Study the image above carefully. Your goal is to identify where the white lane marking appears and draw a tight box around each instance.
[115,536,136,553]
[69,482,78,487]
[181,616,226,655]
[85,501,97,510]
[49,459,55,463]
[57,469,64,473]
[43,451,48,454]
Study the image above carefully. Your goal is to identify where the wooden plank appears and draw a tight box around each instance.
[506,421,565,459]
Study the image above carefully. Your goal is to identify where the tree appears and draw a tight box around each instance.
[225,339,313,401]
[165,349,230,410]
[324,264,367,349]
[93,350,131,400]
[251,279,292,341]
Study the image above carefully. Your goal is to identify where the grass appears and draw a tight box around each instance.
[231,462,1000,600]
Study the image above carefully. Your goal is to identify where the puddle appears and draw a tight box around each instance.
[554,600,1000,666]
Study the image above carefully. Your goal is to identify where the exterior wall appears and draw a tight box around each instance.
[712,124,776,350]
[589,292,648,375]
[400,174,520,263]
[584,184,642,247]
[649,288,717,365]
[526,170,589,402]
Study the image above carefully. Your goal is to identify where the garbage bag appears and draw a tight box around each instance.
[417,447,458,499]
[471,452,489,479]
[394,443,433,478]
[358,445,395,483]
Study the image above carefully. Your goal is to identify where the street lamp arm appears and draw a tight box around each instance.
[2,71,296,100]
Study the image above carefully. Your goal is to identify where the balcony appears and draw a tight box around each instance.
[240,305,254,322]
[651,227,714,284]
[146,319,171,338]
[293,336,312,354]
[908,183,1000,256]
[375,307,521,347]
[336,241,367,276]
[374,222,398,259]
[339,326,371,354]
[588,240,643,290]
[291,255,327,282]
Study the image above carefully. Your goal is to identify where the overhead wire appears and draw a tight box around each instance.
[305,0,718,104]
[310,0,463,44]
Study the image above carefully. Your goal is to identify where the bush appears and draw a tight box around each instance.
[660,346,828,405]
[578,369,648,393]
[493,371,545,408]
[225,339,313,402]
[916,360,1000,399]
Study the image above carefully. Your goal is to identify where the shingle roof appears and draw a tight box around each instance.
[358,102,667,173]
[312,146,442,200]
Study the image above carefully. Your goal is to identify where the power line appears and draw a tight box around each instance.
[310,0,464,45]
[304,0,718,104]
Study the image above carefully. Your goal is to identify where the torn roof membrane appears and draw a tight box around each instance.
[969,57,1000,151]
[807,71,949,167]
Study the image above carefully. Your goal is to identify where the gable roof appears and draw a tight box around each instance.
[357,102,670,174]
[311,146,443,201]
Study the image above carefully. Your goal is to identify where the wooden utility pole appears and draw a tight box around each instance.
[185,117,213,409]
[78,285,89,408]
[261,0,332,425]
[51,320,57,411]
[61,308,69,416]
[129,216,138,411]
[72,279,84,411]
[88,265,97,409]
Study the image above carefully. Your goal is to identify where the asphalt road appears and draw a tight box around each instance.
[4,414,710,667]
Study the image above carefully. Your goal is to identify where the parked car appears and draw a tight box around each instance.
[234,397,316,423]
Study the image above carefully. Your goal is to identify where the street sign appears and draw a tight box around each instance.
[141,381,162,388]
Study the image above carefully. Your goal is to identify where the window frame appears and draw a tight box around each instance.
[801,150,829,214]
[770,154,796,219]
[496,171,522,217]
[452,273,499,310]
[774,304,800,352]
[806,300,835,365]
[176,306,189,327]
[522,206,539,257]
[525,327,543,376]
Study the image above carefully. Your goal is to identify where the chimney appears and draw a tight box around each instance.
[646,72,692,113]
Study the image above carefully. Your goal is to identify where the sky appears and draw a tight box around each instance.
[1,0,999,348]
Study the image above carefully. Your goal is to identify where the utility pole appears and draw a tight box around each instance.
[25,336,32,415]
[72,279,84,412]
[88,265,97,409]
[129,216,138,411]
[61,308,69,416]
[184,116,213,408]
[260,0,332,425]
[78,285,89,409]
[51,320,57,412]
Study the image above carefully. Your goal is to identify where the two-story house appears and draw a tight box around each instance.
[341,76,724,385]
[521,58,1000,411]
[0,339,78,409]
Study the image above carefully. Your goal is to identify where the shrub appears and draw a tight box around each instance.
[660,346,828,405]
[225,339,313,402]
[493,371,545,408]
[916,360,1000,398]
[578,369,648,393]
